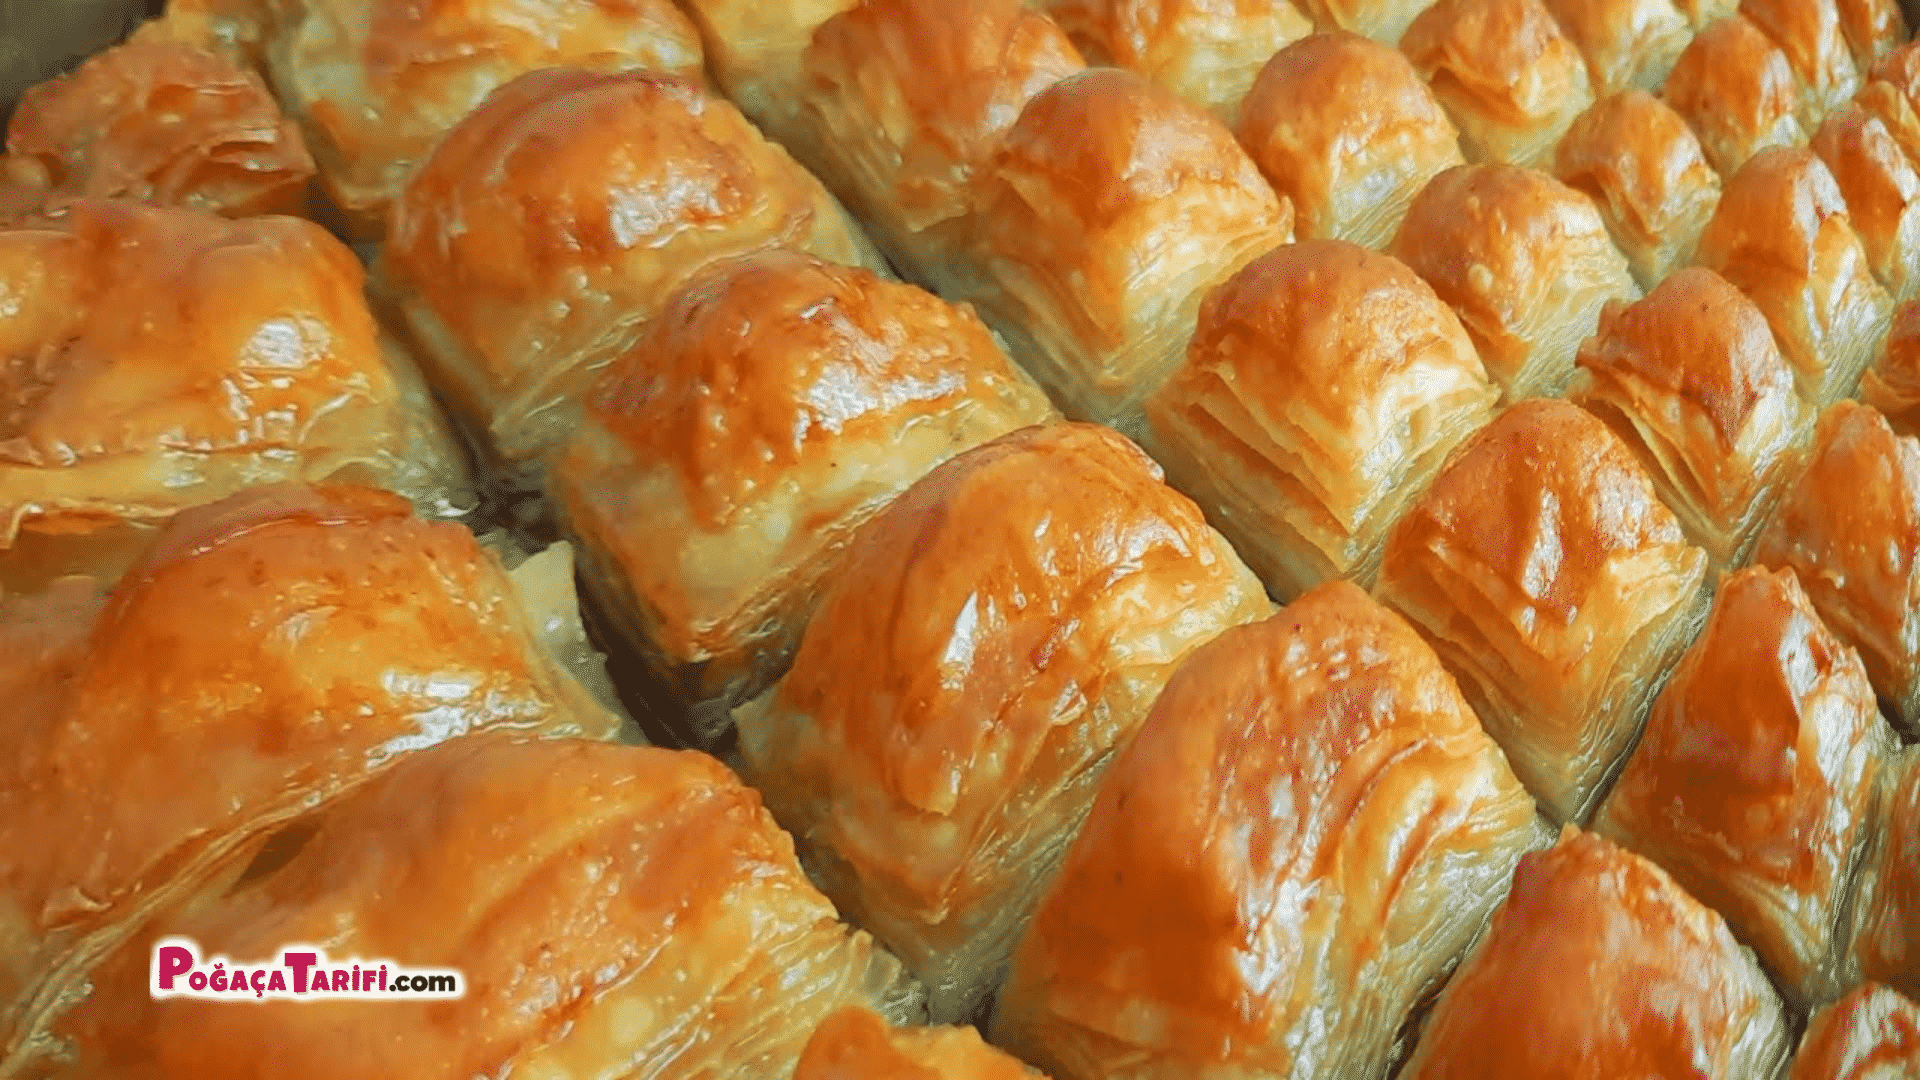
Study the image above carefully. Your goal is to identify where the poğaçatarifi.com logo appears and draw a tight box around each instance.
[150,937,465,1001]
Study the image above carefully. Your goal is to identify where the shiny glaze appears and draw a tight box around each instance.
[1542,0,1693,96]
[1791,983,1920,1078]
[1031,0,1310,117]
[1594,566,1888,1000]
[1755,401,1920,729]
[1237,31,1464,246]
[795,1007,1039,1080]
[1863,298,1920,431]
[0,483,619,1055]
[994,581,1543,1078]
[1553,90,1722,287]
[73,735,900,1078]
[1836,0,1908,70]
[1400,0,1594,169]
[2,24,313,219]
[1853,765,1920,1000]
[1290,0,1433,43]
[1692,146,1893,406]
[1388,162,1639,398]
[1739,0,1863,122]
[1859,42,1920,167]
[1399,829,1789,1078]
[1813,104,1920,300]
[1662,14,1806,177]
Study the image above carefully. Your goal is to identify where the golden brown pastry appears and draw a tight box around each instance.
[1790,983,1920,1079]
[0,198,472,593]
[795,0,1085,297]
[1031,0,1312,121]
[1662,15,1810,178]
[1553,90,1723,289]
[1693,145,1894,406]
[551,250,1059,749]
[1836,0,1909,72]
[735,422,1271,1024]
[1592,565,1893,1003]
[0,22,312,219]
[795,1007,1039,1080]
[1398,0,1595,169]
[1387,163,1641,403]
[1847,758,1920,1004]
[1143,239,1498,599]
[1814,103,1920,302]
[1375,398,1710,823]
[1396,828,1793,1079]
[0,484,627,1070]
[51,734,917,1079]
[1236,31,1465,249]
[1290,0,1439,42]
[1741,0,1864,127]
[376,68,887,504]
[1856,42,1920,165]
[1569,267,1814,568]
[992,581,1550,1080]
[1754,401,1920,733]
[1675,0,1742,27]
[1543,0,1694,95]
[205,0,705,239]
[967,68,1294,431]
[675,0,853,148]
[1863,298,1920,432]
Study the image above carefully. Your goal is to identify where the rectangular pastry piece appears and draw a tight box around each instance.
[1569,267,1815,570]
[1032,0,1313,122]
[179,0,707,241]
[1813,103,1920,303]
[1143,238,1499,600]
[551,249,1059,749]
[373,68,889,512]
[1863,298,1920,431]
[1375,398,1711,824]
[1843,756,1920,1020]
[1396,828,1793,1079]
[0,483,627,1072]
[0,21,313,219]
[1292,0,1438,42]
[1663,15,1810,179]
[49,734,918,1079]
[0,198,473,593]
[735,422,1272,1025]
[1836,0,1910,70]
[1788,983,1920,1079]
[1236,30,1465,250]
[1553,90,1723,290]
[1399,0,1595,170]
[1692,146,1893,407]
[1388,163,1641,403]
[1592,565,1897,1005]
[1542,0,1694,96]
[674,0,853,148]
[965,68,1294,432]
[793,0,1086,299]
[1739,0,1865,129]
[1754,401,1920,733]
[796,1007,1040,1079]
[992,581,1550,1080]
[1857,43,1920,167]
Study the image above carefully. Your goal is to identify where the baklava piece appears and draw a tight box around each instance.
[796,1007,1039,1079]
[1812,103,1920,302]
[1399,0,1594,169]
[1553,91,1722,289]
[1542,0,1693,95]
[1031,0,1311,121]
[1790,983,1920,1078]
[1663,15,1809,178]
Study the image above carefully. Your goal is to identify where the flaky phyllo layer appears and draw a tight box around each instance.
[737,423,1270,1025]
[0,484,626,1073]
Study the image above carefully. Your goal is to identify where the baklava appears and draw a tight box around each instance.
[966,68,1294,431]
[552,250,1058,748]
[1813,103,1920,303]
[1553,90,1723,290]
[992,581,1549,1080]
[1789,982,1920,1079]
[796,1007,1039,1079]
[1375,398,1711,824]
[375,68,887,506]
[1739,0,1863,128]
[1662,15,1809,178]
[1396,828,1793,1078]
[0,198,471,593]
[1143,238,1499,599]
[1388,163,1641,403]
[1862,297,1920,432]
[0,484,626,1069]
[1398,0,1594,170]
[735,422,1271,1024]
[1235,31,1464,249]
[1593,565,1894,1004]
[1542,0,1694,95]
[1692,145,1893,407]
[1845,755,1920,1000]
[1569,267,1814,569]
[1754,401,1920,734]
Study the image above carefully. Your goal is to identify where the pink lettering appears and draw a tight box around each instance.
[155,946,192,990]
[331,969,349,992]
[267,970,287,993]
[379,965,388,992]
[284,951,317,993]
